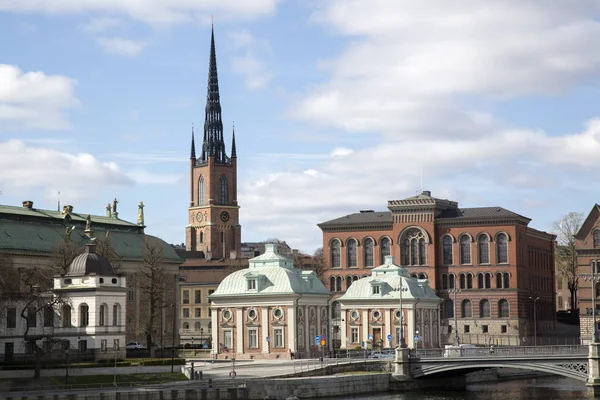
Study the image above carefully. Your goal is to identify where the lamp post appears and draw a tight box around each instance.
[201,327,204,347]
[529,296,539,346]
[396,280,408,348]
[65,348,69,385]
[583,260,600,343]
[171,302,176,373]
[448,288,461,346]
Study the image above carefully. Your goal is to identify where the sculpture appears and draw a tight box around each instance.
[137,201,145,226]
[112,198,119,214]
[85,214,92,232]
[106,203,111,217]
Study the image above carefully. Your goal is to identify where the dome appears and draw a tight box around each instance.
[66,242,115,277]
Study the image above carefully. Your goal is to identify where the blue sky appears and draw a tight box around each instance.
[2,1,600,253]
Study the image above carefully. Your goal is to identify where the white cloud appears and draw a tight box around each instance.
[0,64,79,130]
[0,0,280,26]
[0,140,132,199]
[81,16,121,34]
[126,170,181,185]
[96,37,147,57]
[231,51,273,91]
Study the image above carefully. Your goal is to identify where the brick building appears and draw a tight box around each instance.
[318,191,556,347]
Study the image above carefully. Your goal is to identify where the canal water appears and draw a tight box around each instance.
[332,377,592,399]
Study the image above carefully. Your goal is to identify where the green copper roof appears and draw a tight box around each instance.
[0,204,138,228]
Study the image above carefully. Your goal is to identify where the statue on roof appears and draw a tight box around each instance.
[137,201,145,226]
[85,214,92,232]
[112,198,119,214]
[65,225,75,241]
[106,203,111,217]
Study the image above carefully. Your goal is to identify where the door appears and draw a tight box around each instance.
[373,328,382,348]
[4,343,13,362]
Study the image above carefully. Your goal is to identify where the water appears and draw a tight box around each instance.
[332,377,592,400]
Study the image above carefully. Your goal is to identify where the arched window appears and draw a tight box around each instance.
[497,233,508,263]
[503,273,510,288]
[347,239,357,268]
[336,276,342,292]
[444,300,454,319]
[218,175,228,205]
[195,322,201,331]
[466,273,473,289]
[449,274,455,289]
[459,273,466,289]
[332,302,341,319]
[198,176,205,206]
[329,277,335,292]
[461,300,472,318]
[364,238,374,267]
[353,275,359,281]
[113,304,120,326]
[477,273,484,289]
[477,235,489,264]
[183,322,189,330]
[79,304,89,327]
[418,273,427,279]
[401,228,427,266]
[200,231,204,243]
[62,305,71,328]
[331,240,341,268]
[498,299,509,318]
[496,272,503,289]
[380,238,391,264]
[99,304,107,327]
[442,274,448,290]
[485,273,491,289]
[459,235,471,264]
[480,299,491,318]
[595,230,600,247]
[442,236,453,265]
[346,276,353,289]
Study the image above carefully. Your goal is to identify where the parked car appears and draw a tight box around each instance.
[125,341,145,350]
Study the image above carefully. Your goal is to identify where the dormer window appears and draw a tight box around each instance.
[247,279,256,290]
[372,285,380,295]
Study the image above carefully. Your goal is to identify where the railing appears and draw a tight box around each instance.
[411,345,588,359]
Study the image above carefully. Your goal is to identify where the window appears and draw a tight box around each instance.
[223,330,232,349]
[464,325,470,333]
[79,304,89,327]
[496,273,503,289]
[99,304,107,327]
[401,228,427,266]
[274,328,284,348]
[27,307,37,328]
[364,238,374,267]
[503,273,510,288]
[198,176,205,206]
[309,326,316,345]
[113,304,120,326]
[183,290,190,304]
[195,290,201,304]
[336,276,342,292]
[183,308,190,318]
[380,237,391,264]
[459,273,466,289]
[498,299,509,318]
[218,175,228,205]
[449,274,455,289]
[501,325,507,333]
[497,233,508,263]
[347,239,357,268]
[478,235,490,264]
[101,339,107,352]
[461,300,472,318]
[128,290,134,302]
[78,340,87,352]
[372,285,380,295]
[248,329,258,349]
[62,305,71,328]
[298,326,304,347]
[208,289,215,296]
[346,276,353,289]
[43,306,54,328]
[351,328,359,343]
[478,273,484,289]
[195,308,201,318]
[557,277,563,290]
[247,279,256,290]
[194,321,201,331]
[485,273,491,288]
[444,300,454,319]
[482,325,488,334]
[442,235,453,265]
[329,276,335,292]
[459,235,471,264]
[331,240,341,268]
[6,307,16,329]
[480,299,491,318]
[114,339,120,350]
[466,273,473,289]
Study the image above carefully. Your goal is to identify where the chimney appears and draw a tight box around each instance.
[22,201,33,209]
[421,190,431,197]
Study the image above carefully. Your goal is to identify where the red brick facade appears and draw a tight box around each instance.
[320,191,556,347]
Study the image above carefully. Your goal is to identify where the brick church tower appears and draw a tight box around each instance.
[186,26,241,259]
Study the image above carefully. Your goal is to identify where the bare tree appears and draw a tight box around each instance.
[95,232,122,274]
[554,212,584,312]
[139,238,168,355]
[295,247,327,278]
[48,239,81,275]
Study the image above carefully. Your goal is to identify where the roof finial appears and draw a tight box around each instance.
[211,14,214,27]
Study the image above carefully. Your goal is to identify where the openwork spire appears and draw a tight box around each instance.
[200,25,230,165]
[190,124,196,160]
[231,123,237,158]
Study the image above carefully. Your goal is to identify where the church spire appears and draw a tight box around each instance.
[190,124,196,160]
[200,25,229,164]
[231,123,237,158]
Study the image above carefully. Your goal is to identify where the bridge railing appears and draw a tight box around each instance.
[411,345,588,359]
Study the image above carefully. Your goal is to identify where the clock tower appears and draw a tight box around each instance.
[186,26,241,259]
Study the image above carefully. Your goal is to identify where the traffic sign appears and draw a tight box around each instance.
[315,335,320,345]
[361,341,365,348]
[266,336,270,343]
[368,334,374,341]
[414,335,422,341]
[387,334,392,341]
[320,339,326,346]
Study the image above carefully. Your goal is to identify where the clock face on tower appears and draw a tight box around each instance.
[220,211,230,222]
[196,212,203,223]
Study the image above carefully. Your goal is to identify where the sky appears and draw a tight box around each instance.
[2,1,600,253]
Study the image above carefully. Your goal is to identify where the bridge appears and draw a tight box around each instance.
[394,343,600,395]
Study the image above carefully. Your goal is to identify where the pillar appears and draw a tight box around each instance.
[235,308,243,356]
[587,343,600,395]
[261,306,269,354]
[392,347,412,381]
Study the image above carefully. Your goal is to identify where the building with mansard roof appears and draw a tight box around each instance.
[209,244,331,360]
[319,191,556,348]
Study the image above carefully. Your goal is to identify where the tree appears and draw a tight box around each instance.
[139,238,168,355]
[95,232,122,274]
[294,247,327,278]
[48,239,81,275]
[554,212,584,312]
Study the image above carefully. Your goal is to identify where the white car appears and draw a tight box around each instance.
[125,341,145,350]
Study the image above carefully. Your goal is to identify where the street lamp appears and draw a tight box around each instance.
[529,296,539,346]
[448,288,461,346]
[396,280,408,349]
[201,328,204,346]
[583,260,600,343]
[171,302,176,373]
